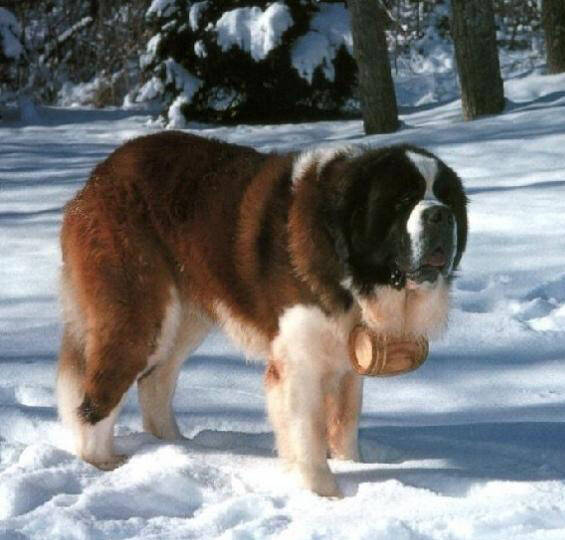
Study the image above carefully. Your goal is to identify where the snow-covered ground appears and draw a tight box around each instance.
[2,71,565,539]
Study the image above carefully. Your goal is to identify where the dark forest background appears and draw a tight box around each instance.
[0,1,559,128]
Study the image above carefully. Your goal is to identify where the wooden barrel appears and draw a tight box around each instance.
[348,325,429,377]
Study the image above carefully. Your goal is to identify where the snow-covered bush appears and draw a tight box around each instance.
[2,0,547,117]
[58,75,116,108]
[138,0,357,125]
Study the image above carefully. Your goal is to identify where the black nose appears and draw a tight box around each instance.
[423,205,454,226]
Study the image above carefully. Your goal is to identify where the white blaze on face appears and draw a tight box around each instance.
[405,151,457,274]
[406,151,440,268]
[406,150,439,202]
[406,199,439,268]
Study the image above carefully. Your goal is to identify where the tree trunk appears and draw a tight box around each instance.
[542,0,565,74]
[450,0,504,121]
[348,0,399,134]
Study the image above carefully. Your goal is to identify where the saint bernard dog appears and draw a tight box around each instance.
[57,132,467,497]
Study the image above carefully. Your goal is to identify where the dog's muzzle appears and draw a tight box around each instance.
[404,202,457,285]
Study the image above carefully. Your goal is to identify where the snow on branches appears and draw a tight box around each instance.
[139,0,357,125]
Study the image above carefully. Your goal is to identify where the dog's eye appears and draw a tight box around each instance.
[436,185,449,202]
[396,195,416,209]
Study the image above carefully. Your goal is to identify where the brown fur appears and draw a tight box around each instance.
[326,372,362,460]
[58,132,465,495]
[59,132,342,425]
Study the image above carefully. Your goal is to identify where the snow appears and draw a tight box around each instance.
[189,1,209,32]
[136,76,165,103]
[163,57,206,127]
[140,33,162,69]
[162,57,202,118]
[164,95,190,129]
[38,16,94,66]
[56,16,93,46]
[57,77,106,108]
[194,39,207,59]
[2,70,565,537]
[206,87,240,112]
[0,7,23,61]
[291,3,352,84]
[146,0,178,19]
[215,3,293,62]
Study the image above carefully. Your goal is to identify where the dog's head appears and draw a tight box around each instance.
[317,145,468,335]
[333,146,467,291]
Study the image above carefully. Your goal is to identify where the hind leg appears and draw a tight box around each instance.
[58,268,173,469]
[57,327,131,469]
[138,302,211,440]
[60,326,155,468]
[58,191,183,468]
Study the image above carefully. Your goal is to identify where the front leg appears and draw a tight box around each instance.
[326,371,363,461]
[265,356,340,497]
[265,305,355,497]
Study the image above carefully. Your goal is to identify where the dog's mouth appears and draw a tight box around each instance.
[421,246,447,270]
[404,247,448,284]
[390,246,452,289]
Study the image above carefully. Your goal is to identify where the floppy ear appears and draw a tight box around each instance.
[323,204,371,268]
[455,188,468,271]
[320,157,374,269]
[318,157,352,267]
[350,206,370,256]
[444,168,468,272]
[322,205,349,267]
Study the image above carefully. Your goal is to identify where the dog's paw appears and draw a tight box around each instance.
[330,447,361,462]
[86,453,128,471]
[299,463,343,498]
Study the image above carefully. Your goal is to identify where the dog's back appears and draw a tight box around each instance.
[57,133,466,497]
[58,132,272,467]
